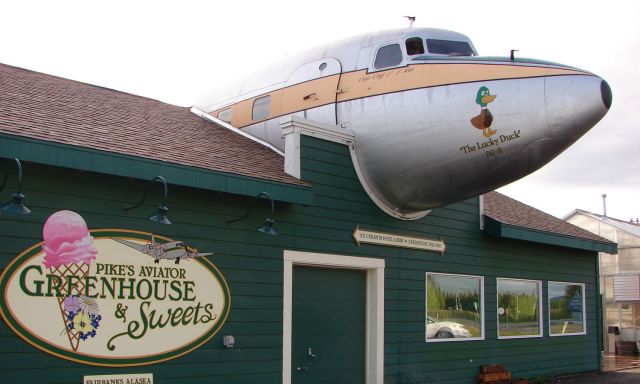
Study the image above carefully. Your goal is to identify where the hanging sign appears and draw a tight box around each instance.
[352,225,445,254]
[0,210,230,367]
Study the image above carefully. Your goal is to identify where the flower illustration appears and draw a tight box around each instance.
[63,296,81,314]
[73,312,94,334]
[78,296,100,316]
[61,295,101,343]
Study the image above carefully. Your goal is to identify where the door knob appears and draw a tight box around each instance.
[297,366,308,372]
[308,347,318,358]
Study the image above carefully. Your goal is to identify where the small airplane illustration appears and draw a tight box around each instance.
[113,235,212,264]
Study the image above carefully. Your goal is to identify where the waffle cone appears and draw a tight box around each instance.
[49,263,90,351]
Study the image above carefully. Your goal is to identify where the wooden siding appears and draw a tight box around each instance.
[0,136,600,384]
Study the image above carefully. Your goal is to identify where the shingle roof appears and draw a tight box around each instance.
[0,63,307,186]
[483,191,612,243]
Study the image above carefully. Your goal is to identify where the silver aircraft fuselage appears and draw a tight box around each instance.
[193,28,611,219]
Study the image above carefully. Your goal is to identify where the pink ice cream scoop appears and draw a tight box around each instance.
[42,210,97,268]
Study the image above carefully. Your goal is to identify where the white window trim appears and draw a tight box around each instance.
[425,272,485,342]
[497,278,543,339]
[282,250,385,384]
[548,281,587,337]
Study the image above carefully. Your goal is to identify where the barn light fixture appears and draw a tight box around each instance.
[226,192,278,235]
[122,176,171,224]
[0,158,31,215]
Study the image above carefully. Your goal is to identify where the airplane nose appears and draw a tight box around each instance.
[544,75,611,142]
[601,80,613,109]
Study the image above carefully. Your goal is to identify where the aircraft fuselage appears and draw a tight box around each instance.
[193,28,611,219]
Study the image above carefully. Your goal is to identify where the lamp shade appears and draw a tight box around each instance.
[258,217,278,236]
[2,191,31,215]
[149,205,171,225]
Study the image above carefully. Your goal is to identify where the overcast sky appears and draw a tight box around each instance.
[1,0,638,221]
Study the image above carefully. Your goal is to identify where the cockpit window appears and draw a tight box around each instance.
[405,37,425,55]
[426,39,474,56]
[374,43,403,69]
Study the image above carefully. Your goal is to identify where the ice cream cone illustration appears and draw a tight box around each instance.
[42,210,100,351]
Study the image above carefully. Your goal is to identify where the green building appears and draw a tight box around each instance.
[0,63,616,384]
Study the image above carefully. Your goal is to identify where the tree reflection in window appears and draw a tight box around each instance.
[426,273,483,342]
[549,282,585,336]
[497,279,542,338]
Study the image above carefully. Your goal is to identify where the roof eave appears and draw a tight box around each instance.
[0,133,314,205]
[483,216,618,254]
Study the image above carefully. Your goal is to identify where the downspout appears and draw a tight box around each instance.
[596,252,603,371]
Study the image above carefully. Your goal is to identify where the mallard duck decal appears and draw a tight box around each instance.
[470,86,497,138]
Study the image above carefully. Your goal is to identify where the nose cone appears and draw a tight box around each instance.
[544,75,611,145]
[348,71,612,220]
[601,80,613,109]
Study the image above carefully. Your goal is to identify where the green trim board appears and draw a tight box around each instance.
[0,134,313,206]
[483,216,617,253]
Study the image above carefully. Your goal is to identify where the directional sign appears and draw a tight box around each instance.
[352,226,445,254]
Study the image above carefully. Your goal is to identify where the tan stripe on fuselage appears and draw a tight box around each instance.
[212,63,589,128]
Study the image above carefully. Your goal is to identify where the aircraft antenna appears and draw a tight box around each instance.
[403,16,416,28]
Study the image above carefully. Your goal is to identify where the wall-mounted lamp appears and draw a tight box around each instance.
[225,192,278,235]
[122,176,171,224]
[0,158,31,215]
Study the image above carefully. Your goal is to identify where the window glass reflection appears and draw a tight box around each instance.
[549,282,585,335]
[497,279,542,338]
[426,273,483,341]
[252,95,271,121]
[374,44,403,69]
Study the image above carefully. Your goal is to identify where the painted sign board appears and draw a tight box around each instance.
[0,210,230,366]
[352,225,445,254]
[84,373,153,384]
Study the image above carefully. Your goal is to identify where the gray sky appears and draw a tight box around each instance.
[1,0,638,220]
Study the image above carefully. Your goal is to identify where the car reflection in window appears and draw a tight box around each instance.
[426,316,472,339]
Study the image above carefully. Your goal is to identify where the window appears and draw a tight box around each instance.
[426,39,474,56]
[549,282,586,336]
[426,273,484,342]
[252,95,271,121]
[218,108,232,124]
[405,37,425,55]
[497,279,542,338]
[374,43,403,69]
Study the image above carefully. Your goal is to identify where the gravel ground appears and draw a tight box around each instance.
[544,368,640,383]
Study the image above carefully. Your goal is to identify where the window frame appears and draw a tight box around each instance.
[496,278,543,339]
[405,37,425,56]
[425,38,475,56]
[217,108,232,124]
[373,43,404,70]
[425,272,485,343]
[548,281,587,337]
[252,95,271,121]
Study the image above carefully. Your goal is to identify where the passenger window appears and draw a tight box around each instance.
[252,95,271,121]
[374,44,403,69]
[405,37,425,55]
[218,108,232,124]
